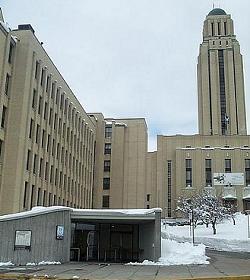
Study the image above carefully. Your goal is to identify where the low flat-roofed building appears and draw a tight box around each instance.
[0,207,161,265]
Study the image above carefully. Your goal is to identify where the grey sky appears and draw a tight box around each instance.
[1,0,250,151]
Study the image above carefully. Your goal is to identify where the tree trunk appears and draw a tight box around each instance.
[232,217,236,225]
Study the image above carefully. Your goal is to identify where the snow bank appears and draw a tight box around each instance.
[162,213,250,252]
[127,239,209,266]
[0,261,14,266]
[26,261,61,266]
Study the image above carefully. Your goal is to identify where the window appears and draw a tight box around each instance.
[104,143,111,154]
[54,113,57,130]
[211,22,214,36]
[225,159,231,173]
[35,61,39,79]
[105,125,112,138]
[185,159,192,187]
[102,195,109,208]
[224,21,227,35]
[43,190,47,206]
[47,135,51,153]
[33,154,37,174]
[103,178,110,190]
[56,88,60,104]
[0,139,3,160]
[51,82,55,99]
[147,194,150,201]
[23,182,29,208]
[50,165,54,184]
[46,75,50,93]
[39,158,43,178]
[205,159,212,186]
[44,102,48,120]
[29,118,34,139]
[37,188,41,205]
[8,43,14,63]
[245,159,250,186]
[218,22,221,35]
[1,106,7,128]
[104,160,111,172]
[49,108,52,125]
[41,129,46,148]
[40,68,45,86]
[26,149,31,171]
[30,185,35,209]
[32,89,37,109]
[45,162,48,180]
[35,124,40,144]
[38,96,42,115]
[5,74,10,95]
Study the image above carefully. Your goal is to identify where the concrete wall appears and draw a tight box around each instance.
[139,211,161,261]
[0,209,71,265]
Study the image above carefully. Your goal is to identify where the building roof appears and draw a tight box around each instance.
[208,8,227,16]
[0,206,161,222]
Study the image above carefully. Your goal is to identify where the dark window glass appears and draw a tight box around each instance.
[8,43,14,63]
[104,160,111,172]
[104,143,111,154]
[32,89,37,109]
[35,61,39,79]
[26,150,31,170]
[23,182,28,208]
[5,74,10,95]
[105,125,112,138]
[205,159,212,186]
[103,178,110,190]
[185,159,192,187]
[102,195,109,208]
[225,159,231,173]
[1,106,7,128]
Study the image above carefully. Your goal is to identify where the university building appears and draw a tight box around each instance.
[0,7,249,216]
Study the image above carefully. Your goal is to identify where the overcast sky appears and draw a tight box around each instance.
[1,0,250,151]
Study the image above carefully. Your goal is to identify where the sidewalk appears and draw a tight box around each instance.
[0,250,250,279]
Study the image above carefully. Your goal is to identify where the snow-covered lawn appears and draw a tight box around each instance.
[162,213,250,252]
[127,239,209,266]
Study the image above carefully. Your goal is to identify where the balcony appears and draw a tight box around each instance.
[222,186,237,200]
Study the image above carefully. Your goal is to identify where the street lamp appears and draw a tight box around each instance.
[246,210,250,238]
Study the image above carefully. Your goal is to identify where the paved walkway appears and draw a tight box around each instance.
[0,250,250,279]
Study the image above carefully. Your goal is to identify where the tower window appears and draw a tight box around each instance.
[211,22,214,36]
[224,22,227,35]
[218,22,221,35]
[8,43,14,63]
[102,195,110,208]
[245,159,250,186]
[104,160,111,172]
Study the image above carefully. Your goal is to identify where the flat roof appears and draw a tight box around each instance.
[0,207,161,222]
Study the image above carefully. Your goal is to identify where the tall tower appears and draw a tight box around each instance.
[198,8,247,136]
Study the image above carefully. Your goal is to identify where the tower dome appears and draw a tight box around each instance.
[208,8,227,16]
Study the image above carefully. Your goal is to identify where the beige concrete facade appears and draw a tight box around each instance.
[0,7,250,216]
[198,11,247,136]
[91,114,148,209]
[0,21,96,214]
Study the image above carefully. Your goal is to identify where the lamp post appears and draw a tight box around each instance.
[246,210,250,238]
[189,209,195,245]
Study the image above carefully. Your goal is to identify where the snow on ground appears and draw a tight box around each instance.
[162,213,250,252]
[0,262,14,266]
[127,239,209,266]
[26,261,61,266]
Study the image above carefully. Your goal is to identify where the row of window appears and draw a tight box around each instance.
[33,61,89,136]
[185,159,250,187]
[28,117,93,165]
[210,21,228,36]
[23,181,91,210]
[26,149,92,190]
